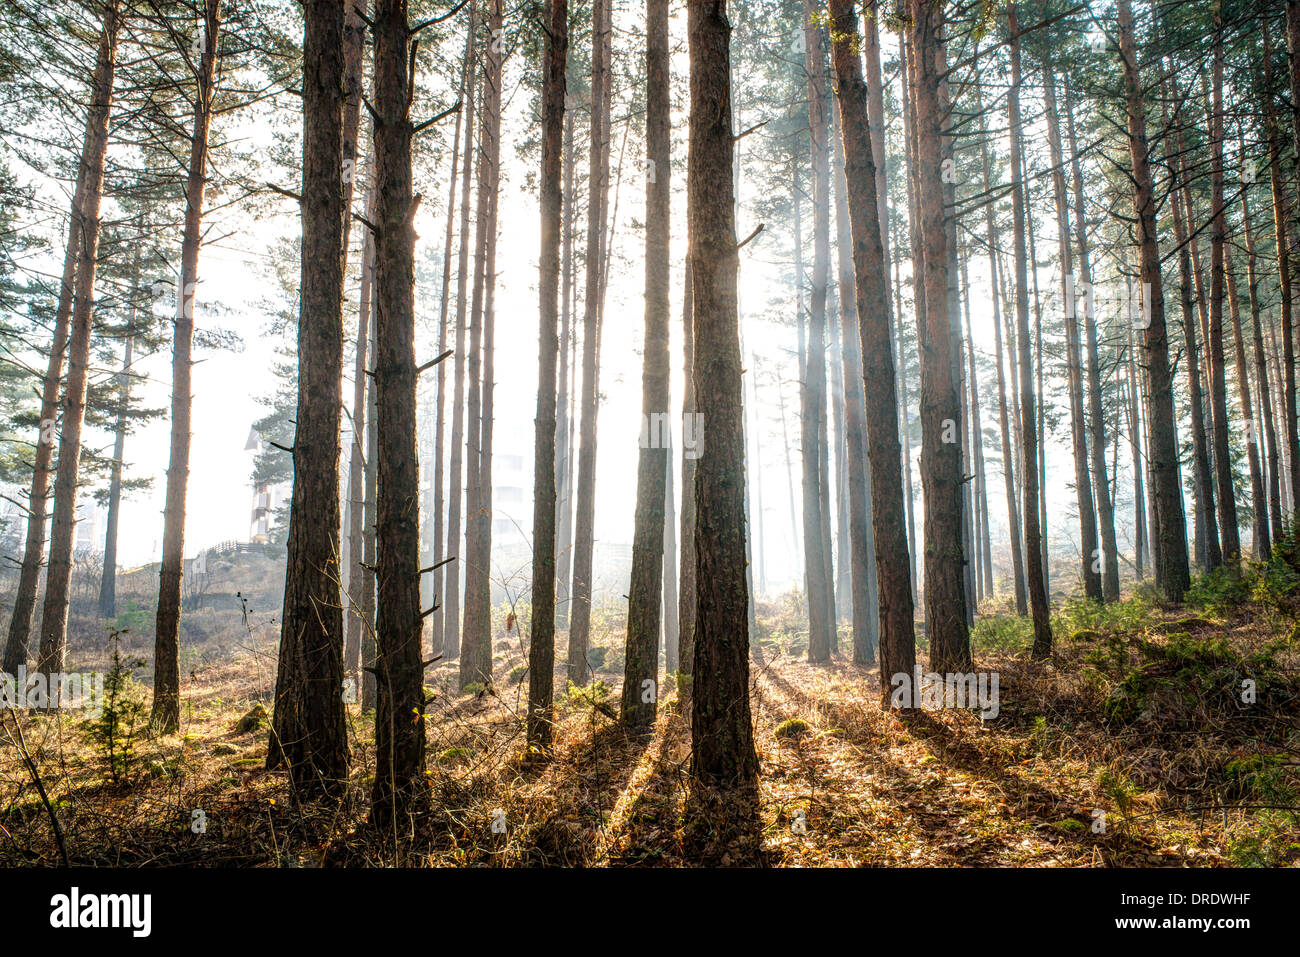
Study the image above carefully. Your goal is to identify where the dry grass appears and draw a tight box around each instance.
[1,587,1297,867]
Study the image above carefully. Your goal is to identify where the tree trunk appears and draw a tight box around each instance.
[369,0,427,826]
[568,0,612,685]
[888,271,918,611]
[1265,303,1292,517]
[1064,81,1120,600]
[1207,18,1239,571]
[1264,22,1300,526]
[936,37,974,626]
[1117,0,1189,601]
[341,0,368,247]
[99,332,134,619]
[828,0,915,698]
[1027,203,1049,600]
[1125,323,1148,579]
[801,3,834,664]
[750,353,767,598]
[1043,58,1100,602]
[345,188,373,688]
[1243,188,1283,547]
[34,0,122,680]
[898,36,922,610]
[989,243,1025,613]
[1226,247,1267,560]
[444,1,478,662]
[2,0,121,672]
[688,0,758,786]
[907,0,970,670]
[1007,5,1050,659]
[362,306,378,711]
[152,0,221,732]
[663,434,680,670]
[335,0,369,658]
[555,99,576,630]
[829,306,850,619]
[830,54,879,666]
[1165,82,1219,574]
[959,287,979,605]
[678,255,697,689]
[266,0,349,792]
[428,16,470,656]
[527,0,566,751]
[962,262,994,600]
[460,0,503,693]
[1287,0,1300,238]
[621,0,670,730]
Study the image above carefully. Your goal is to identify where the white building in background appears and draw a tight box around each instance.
[491,451,529,545]
[245,427,291,542]
[0,488,103,558]
[73,498,103,555]
[0,486,24,558]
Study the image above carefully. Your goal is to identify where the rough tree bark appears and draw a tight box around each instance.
[444,1,478,662]
[1064,82,1119,600]
[3,0,124,672]
[1129,330,1149,577]
[428,12,469,656]
[460,0,503,693]
[1226,248,1267,561]
[369,0,428,826]
[527,0,567,752]
[1007,5,1050,659]
[344,186,374,689]
[152,0,221,732]
[1207,18,1240,571]
[361,307,378,710]
[1264,23,1300,524]
[1165,80,1218,573]
[555,99,576,629]
[99,333,132,620]
[621,0,670,730]
[34,0,123,679]
[962,267,994,600]
[911,0,970,670]
[568,0,612,685]
[828,0,915,699]
[663,436,680,669]
[974,90,1026,614]
[266,0,349,793]
[688,0,759,786]
[830,44,878,666]
[1117,0,1189,601]
[1242,188,1282,548]
[801,2,834,664]
[1043,57,1100,603]
[678,256,697,690]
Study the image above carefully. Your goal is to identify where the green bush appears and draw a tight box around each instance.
[1185,567,1249,615]
[971,612,1032,654]
[113,600,155,638]
[1250,554,1300,614]
[84,630,147,783]
[1223,752,1294,803]
[1100,631,1280,729]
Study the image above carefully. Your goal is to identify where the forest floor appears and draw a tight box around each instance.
[1,570,1299,867]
